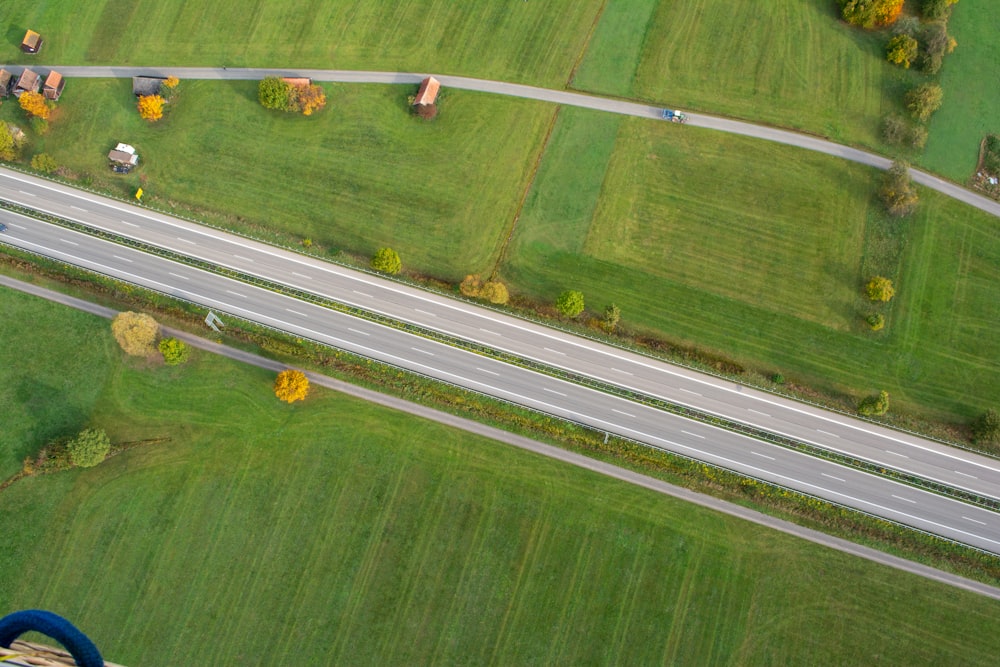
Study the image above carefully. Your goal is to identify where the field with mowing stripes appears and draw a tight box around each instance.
[0,80,552,279]
[2,290,1000,665]
[0,0,601,86]
[502,112,1000,421]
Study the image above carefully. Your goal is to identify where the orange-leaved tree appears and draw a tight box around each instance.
[274,369,310,403]
[162,76,180,90]
[137,94,165,121]
[19,91,50,120]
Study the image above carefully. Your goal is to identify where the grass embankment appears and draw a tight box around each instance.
[0,0,602,86]
[921,0,1000,181]
[2,288,1000,665]
[502,110,1000,423]
[0,80,552,280]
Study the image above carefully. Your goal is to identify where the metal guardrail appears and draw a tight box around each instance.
[3,198,999,515]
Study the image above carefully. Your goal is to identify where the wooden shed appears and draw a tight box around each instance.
[132,76,166,97]
[43,71,65,101]
[21,30,43,54]
[414,76,440,106]
[14,69,41,97]
[0,70,13,97]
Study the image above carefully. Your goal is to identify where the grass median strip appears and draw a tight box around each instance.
[4,198,998,515]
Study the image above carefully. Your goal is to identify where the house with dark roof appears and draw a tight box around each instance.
[132,76,166,97]
[0,70,14,97]
[43,71,65,101]
[414,76,440,106]
[21,30,43,54]
[13,69,41,97]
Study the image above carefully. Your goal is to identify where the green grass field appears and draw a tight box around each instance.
[2,288,1000,665]
[920,0,1000,181]
[0,80,552,279]
[573,0,905,148]
[0,0,601,86]
[502,112,1000,421]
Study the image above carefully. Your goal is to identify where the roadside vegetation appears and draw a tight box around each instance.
[3,286,1000,666]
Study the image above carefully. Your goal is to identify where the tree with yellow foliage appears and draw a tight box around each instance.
[137,94,165,121]
[274,369,310,403]
[19,91,50,120]
[111,311,160,356]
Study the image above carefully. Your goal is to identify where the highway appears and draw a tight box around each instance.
[10,65,1000,220]
[3,179,1000,553]
[2,167,999,504]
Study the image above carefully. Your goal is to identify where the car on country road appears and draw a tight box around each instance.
[0,223,7,233]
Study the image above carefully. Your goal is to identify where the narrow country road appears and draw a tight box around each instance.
[3,272,1000,601]
[10,65,1000,220]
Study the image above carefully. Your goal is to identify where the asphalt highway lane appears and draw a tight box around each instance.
[4,209,1000,553]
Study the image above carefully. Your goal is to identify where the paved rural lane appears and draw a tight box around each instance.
[10,65,1000,220]
[5,273,1000,601]
[2,167,999,510]
[5,210,1000,556]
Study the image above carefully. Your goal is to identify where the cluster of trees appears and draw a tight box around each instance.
[882,81,942,150]
[0,123,26,162]
[111,311,191,365]
[858,390,891,417]
[137,76,180,122]
[839,0,905,28]
[18,91,54,135]
[258,77,327,116]
[460,274,510,305]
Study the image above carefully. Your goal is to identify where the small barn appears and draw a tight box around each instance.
[43,71,65,101]
[132,76,166,97]
[282,77,312,88]
[414,76,440,107]
[21,30,43,54]
[0,70,13,97]
[14,69,41,97]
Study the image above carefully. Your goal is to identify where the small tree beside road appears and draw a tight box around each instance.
[371,247,401,274]
[556,290,585,318]
[111,312,160,356]
[878,160,918,217]
[274,369,310,403]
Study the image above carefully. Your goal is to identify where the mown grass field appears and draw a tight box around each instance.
[572,0,904,149]
[0,0,601,86]
[2,288,1000,665]
[502,111,1000,421]
[921,0,1000,181]
[0,79,552,279]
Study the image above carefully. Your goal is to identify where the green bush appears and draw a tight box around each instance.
[866,313,886,331]
[886,34,918,68]
[971,409,1000,445]
[866,276,895,302]
[67,428,111,468]
[922,0,959,21]
[555,290,585,317]
[370,247,402,274]
[858,391,890,417]
[159,337,191,365]
[258,76,291,111]
[30,153,58,173]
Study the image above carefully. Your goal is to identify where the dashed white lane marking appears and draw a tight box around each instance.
[177,237,197,244]
[233,255,253,262]
[751,451,775,460]
[225,290,247,298]
[543,347,566,355]
[963,516,987,526]
[544,387,566,396]
[414,309,435,316]
[477,368,500,376]
[168,272,190,280]
[353,290,372,297]
[285,309,308,317]
[612,408,635,418]
[292,272,311,279]
[611,368,633,376]
[113,255,133,263]
[682,430,705,439]
[679,388,702,396]
[347,328,369,336]
[411,347,434,356]
[822,473,846,482]
[748,409,770,417]
[480,328,501,335]
[886,450,909,459]
[816,429,839,438]
[70,205,86,211]
[121,220,138,227]
[59,239,78,245]
[6,223,25,229]
[892,494,917,504]
[18,190,36,196]
[955,470,979,479]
